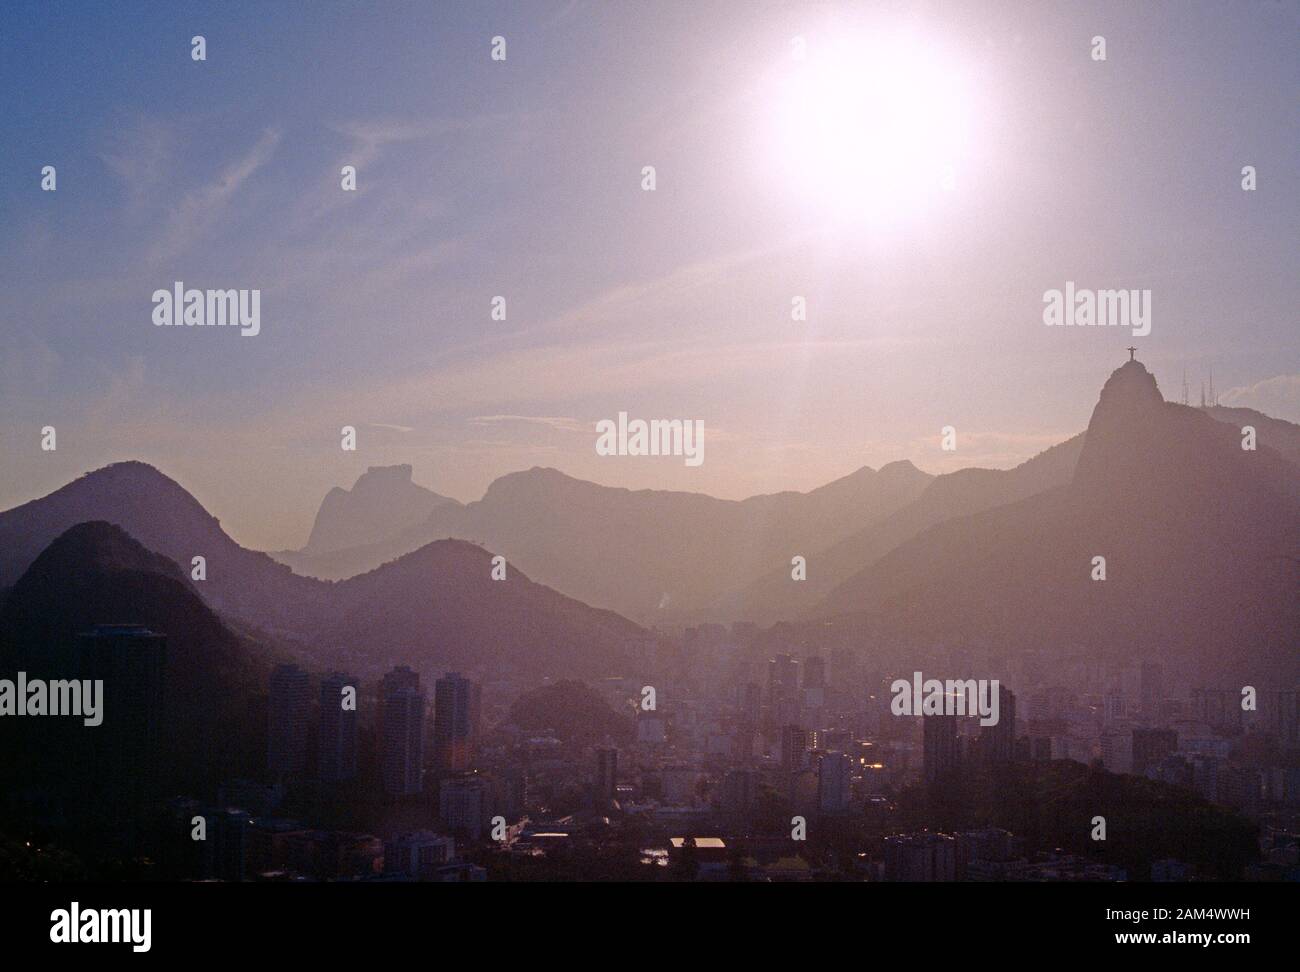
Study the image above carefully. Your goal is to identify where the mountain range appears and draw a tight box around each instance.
[294,463,460,555]
[810,362,1299,683]
[0,360,1295,684]
[270,459,934,621]
[0,466,647,681]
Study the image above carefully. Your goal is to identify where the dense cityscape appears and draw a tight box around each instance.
[9,618,1294,884]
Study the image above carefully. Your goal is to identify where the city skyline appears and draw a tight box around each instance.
[1,1,1297,940]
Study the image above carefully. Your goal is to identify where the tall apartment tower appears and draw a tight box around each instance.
[803,654,827,713]
[76,624,167,819]
[318,671,358,782]
[595,747,618,806]
[382,667,426,797]
[983,686,1017,763]
[818,751,853,813]
[267,663,311,779]
[433,672,481,771]
[923,713,959,783]
[780,723,807,772]
[769,653,801,729]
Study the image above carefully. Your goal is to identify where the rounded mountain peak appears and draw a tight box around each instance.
[1092,359,1163,415]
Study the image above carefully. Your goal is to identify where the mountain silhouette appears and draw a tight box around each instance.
[1,360,1293,685]
[289,463,459,556]
[0,469,650,680]
[719,372,1298,627]
[317,539,647,678]
[813,361,1300,684]
[271,461,932,621]
[0,521,270,798]
[1202,404,1300,469]
[0,461,329,630]
[708,433,1086,625]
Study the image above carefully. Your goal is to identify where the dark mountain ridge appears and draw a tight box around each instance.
[271,459,934,621]
[812,362,1300,684]
[0,468,651,680]
[0,521,270,795]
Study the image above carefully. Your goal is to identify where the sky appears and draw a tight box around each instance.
[1,0,1297,550]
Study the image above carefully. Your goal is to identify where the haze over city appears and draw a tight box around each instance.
[1,7,1298,952]
[2,0,1296,550]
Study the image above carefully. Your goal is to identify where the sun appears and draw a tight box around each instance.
[763,29,978,225]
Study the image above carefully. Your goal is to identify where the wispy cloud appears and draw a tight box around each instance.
[909,430,1075,470]
[147,128,281,264]
[98,114,175,212]
[468,415,588,433]
[366,422,415,433]
[1220,374,1300,423]
[527,240,798,341]
[328,118,438,166]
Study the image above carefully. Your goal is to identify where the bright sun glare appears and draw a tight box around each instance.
[765,30,978,225]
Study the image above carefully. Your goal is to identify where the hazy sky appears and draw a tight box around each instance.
[1,0,1296,550]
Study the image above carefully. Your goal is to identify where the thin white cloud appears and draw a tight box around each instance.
[148,128,281,264]
[99,114,175,210]
[367,422,415,433]
[909,430,1076,470]
[297,113,519,228]
[468,415,587,433]
[1219,374,1300,423]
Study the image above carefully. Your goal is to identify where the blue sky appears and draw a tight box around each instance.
[1,0,1297,548]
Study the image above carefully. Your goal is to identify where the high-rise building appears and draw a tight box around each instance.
[381,665,420,697]
[318,672,358,782]
[923,714,959,783]
[802,655,827,713]
[267,663,310,778]
[382,668,425,797]
[769,654,801,728]
[433,672,481,771]
[439,774,490,839]
[594,747,618,806]
[737,681,762,761]
[1103,691,1126,725]
[780,724,807,772]
[817,751,852,814]
[741,681,762,724]
[76,624,166,818]
[983,686,1017,763]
